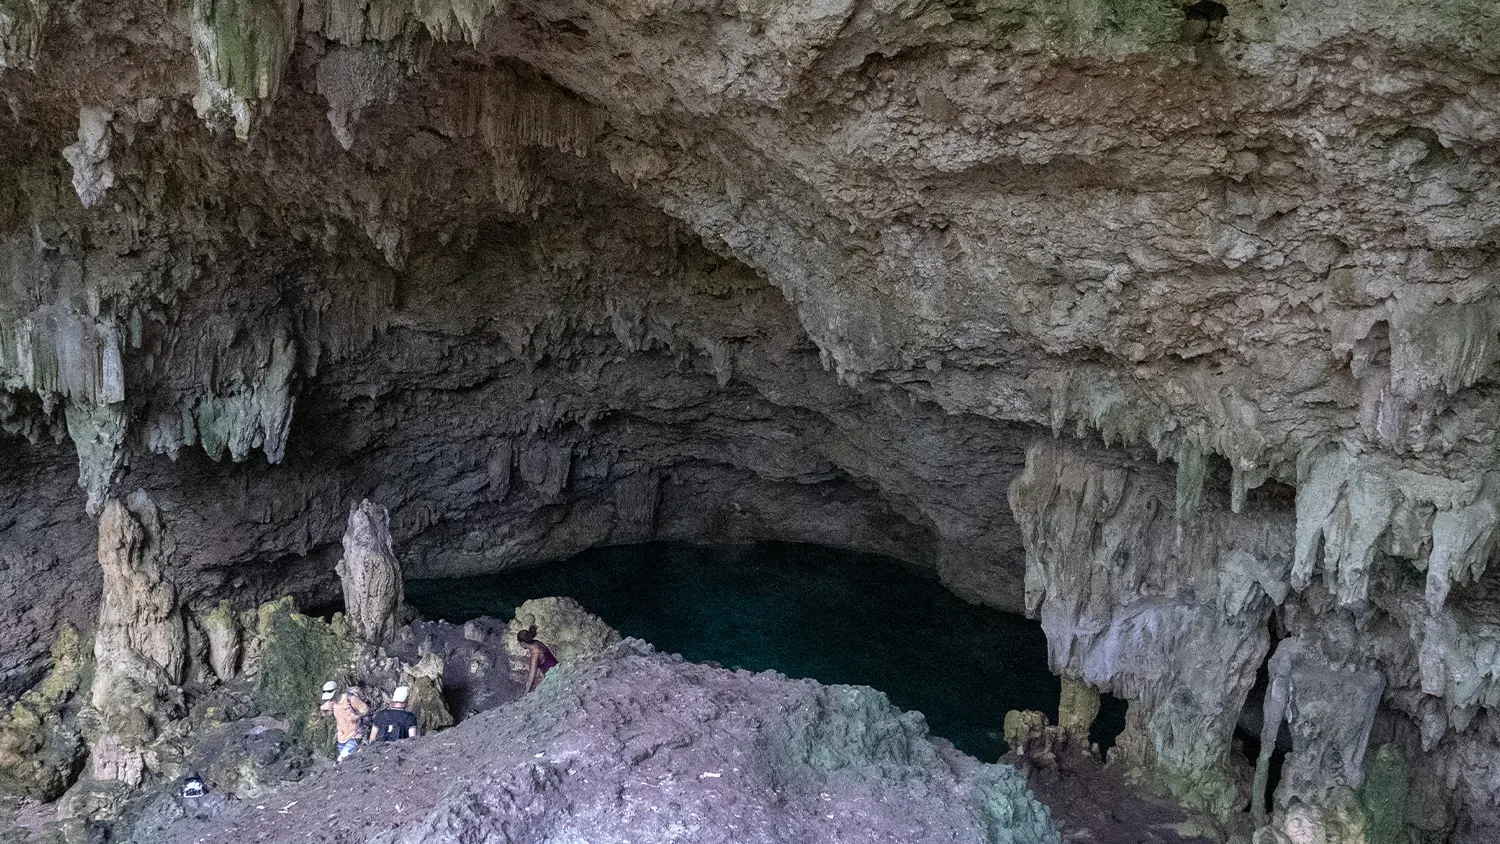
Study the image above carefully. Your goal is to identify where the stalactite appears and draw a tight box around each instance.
[439,67,601,212]
[1010,439,1293,819]
[1174,438,1205,519]
[1294,445,1500,611]
[611,470,658,538]
[316,44,406,151]
[59,107,115,208]
[518,439,571,498]
[0,0,47,71]
[190,0,298,101]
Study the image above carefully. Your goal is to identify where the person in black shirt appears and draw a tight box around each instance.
[368,685,419,743]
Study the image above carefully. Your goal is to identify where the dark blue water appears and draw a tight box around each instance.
[405,542,1124,760]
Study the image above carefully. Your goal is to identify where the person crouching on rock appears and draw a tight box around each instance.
[332,686,371,761]
[518,625,559,693]
[369,686,419,743]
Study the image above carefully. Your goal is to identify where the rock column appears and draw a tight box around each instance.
[1252,638,1385,840]
[88,491,185,785]
[1009,439,1292,820]
[335,500,403,646]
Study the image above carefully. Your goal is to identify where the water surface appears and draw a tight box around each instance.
[406,542,1125,760]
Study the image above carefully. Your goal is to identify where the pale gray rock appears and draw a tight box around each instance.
[59,106,114,208]
[150,641,1060,844]
[335,500,404,647]
[1252,638,1385,821]
[1010,438,1290,820]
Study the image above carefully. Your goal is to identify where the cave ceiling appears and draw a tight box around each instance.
[0,0,1499,686]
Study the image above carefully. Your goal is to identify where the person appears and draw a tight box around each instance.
[517,625,558,693]
[331,686,371,761]
[369,686,419,743]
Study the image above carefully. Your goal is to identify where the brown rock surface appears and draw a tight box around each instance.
[88,491,186,785]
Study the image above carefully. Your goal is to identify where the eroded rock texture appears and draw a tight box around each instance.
[1011,439,1500,842]
[149,640,1058,844]
[335,499,404,646]
[1,0,1499,841]
[90,491,185,785]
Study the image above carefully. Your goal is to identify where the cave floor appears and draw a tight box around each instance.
[1020,750,1219,844]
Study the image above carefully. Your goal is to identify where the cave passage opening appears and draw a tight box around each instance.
[405,541,1127,761]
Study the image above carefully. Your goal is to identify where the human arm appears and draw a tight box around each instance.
[526,646,541,692]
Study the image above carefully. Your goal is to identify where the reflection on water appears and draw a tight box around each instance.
[406,542,1125,760]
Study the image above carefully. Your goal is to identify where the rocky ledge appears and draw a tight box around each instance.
[128,640,1057,844]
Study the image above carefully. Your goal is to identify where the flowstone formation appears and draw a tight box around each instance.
[88,491,186,786]
[1010,439,1500,843]
[1,0,1499,842]
[5,499,482,840]
[1011,439,1290,825]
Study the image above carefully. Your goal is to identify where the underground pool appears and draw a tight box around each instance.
[405,541,1126,761]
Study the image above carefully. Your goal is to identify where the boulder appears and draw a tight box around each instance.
[504,596,622,681]
[0,625,89,800]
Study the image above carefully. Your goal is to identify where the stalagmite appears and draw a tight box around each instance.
[1056,677,1100,741]
[200,600,241,682]
[88,491,185,785]
[335,500,404,647]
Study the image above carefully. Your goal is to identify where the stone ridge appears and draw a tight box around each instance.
[145,640,1060,844]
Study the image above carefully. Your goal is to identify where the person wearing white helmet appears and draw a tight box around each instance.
[368,686,419,743]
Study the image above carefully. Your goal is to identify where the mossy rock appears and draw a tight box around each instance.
[1360,744,1415,844]
[36,625,90,705]
[401,653,454,735]
[0,626,91,800]
[506,597,622,678]
[253,598,354,746]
